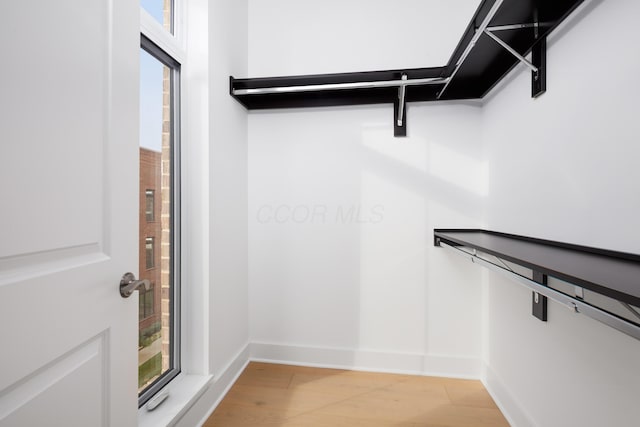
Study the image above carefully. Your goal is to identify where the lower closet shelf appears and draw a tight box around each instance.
[434,229,640,340]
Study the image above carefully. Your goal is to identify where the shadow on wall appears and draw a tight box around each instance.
[248,102,486,375]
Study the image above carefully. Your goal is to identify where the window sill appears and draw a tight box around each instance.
[138,373,213,427]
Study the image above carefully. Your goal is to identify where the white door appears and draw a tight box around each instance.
[0,1,140,426]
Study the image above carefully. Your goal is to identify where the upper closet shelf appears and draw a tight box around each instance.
[230,0,585,136]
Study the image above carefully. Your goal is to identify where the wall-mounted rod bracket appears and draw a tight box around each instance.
[532,271,548,321]
[395,74,408,137]
[531,37,547,98]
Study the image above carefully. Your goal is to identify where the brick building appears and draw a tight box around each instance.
[139,148,162,334]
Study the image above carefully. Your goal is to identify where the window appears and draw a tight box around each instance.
[140,0,174,34]
[138,284,155,320]
[145,237,155,269]
[138,34,181,405]
[145,190,155,222]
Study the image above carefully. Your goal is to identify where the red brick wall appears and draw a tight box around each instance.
[139,147,162,331]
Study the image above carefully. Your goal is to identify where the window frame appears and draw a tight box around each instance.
[141,0,175,35]
[138,33,182,408]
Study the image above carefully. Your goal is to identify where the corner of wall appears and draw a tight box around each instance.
[481,363,536,427]
[208,0,250,378]
[175,344,251,427]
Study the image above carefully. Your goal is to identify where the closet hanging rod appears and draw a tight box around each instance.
[438,0,505,99]
[485,22,551,32]
[232,76,450,96]
[438,241,640,341]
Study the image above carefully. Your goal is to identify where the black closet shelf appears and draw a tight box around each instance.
[230,67,450,110]
[439,0,585,100]
[434,229,640,308]
[435,230,640,341]
[230,0,586,116]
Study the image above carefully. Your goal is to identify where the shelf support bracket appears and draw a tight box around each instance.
[532,271,548,322]
[484,29,539,74]
[531,36,547,98]
[483,27,547,99]
[394,74,408,137]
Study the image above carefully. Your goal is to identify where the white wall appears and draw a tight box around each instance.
[248,0,478,76]
[248,0,486,376]
[187,0,640,425]
[209,0,250,377]
[176,1,250,425]
[482,0,640,426]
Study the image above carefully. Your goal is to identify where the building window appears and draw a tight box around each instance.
[145,237,155,269]
[145,190,155,222]
[138,284,155,320]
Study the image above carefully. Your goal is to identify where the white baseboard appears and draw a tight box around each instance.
[251,342,481,379]
[482,363,536,427]
[174,343,250,427]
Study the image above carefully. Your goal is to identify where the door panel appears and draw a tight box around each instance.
[1,0,107,259]
[0,1,139,426]
[0,335,105,426]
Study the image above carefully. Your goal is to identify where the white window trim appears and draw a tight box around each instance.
[140,8,187,65]
[138,374,212,427]
[138,0,211,424]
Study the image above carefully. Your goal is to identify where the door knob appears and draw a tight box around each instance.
[120,272,151,298]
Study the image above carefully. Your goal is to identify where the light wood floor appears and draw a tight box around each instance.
[203,362,509,427]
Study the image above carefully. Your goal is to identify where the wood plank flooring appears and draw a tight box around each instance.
[203,362,510,427]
